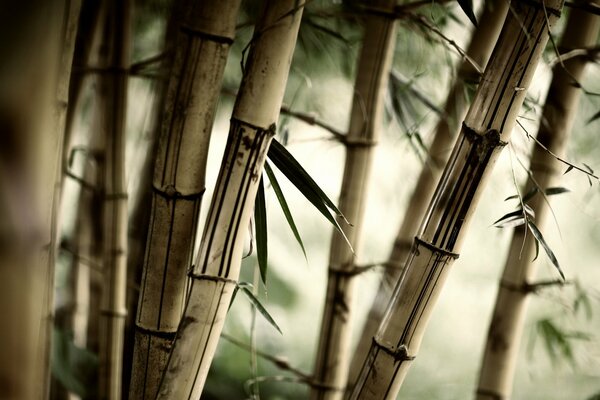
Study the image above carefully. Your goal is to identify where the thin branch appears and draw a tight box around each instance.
[517,119,599,181]
[280,104,346,139]
[409,14,483,76]
[221,334,313,383]
[548,45,600,67]
[564,0,600,16]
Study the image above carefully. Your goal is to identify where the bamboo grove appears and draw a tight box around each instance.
[1,0,599,399]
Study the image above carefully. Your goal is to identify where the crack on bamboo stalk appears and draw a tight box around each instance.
[152,184,206,200]
[372,336,415,361]
[414,237,460,259]
[134,324,177,340]
[179,25,235,44]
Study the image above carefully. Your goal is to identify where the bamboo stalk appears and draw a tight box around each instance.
[155,1,304,397]
[349,0,564,397]
[96,1,130,398]
[310,1,397,399]
[128,1,242,398]
[476,5,600,399]
[348,0,509,386]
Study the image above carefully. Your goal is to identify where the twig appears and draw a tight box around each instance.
[409,14,483,76]
[517,119,599,181]
[548,45,600,67]
[221,333,313,383]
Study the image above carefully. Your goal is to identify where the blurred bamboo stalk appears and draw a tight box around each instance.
[348,0,509,386]
[311,1,397,398]
[476,4,600,399]
[95,1,131,398]
[349,0,563,397]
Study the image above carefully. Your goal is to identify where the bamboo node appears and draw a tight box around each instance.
[372,336,415,361]
[100,308,127,318]
[180,25,235,44]
[188,272,238,285]
[152,184,206,200]
[414,237,460,259]
[105,192,128,200]
[342,137,377,148]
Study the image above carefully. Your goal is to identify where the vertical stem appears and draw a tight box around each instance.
[476,5,600,399]
[350,1,563,398]
[97,1,130,398]
[128,1,241,399]
[155,1,304,398]
[311,1,397,399]
[348,0,509,385]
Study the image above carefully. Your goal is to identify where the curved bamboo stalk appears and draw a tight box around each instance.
[348,0,509,386]
[310,1,397,398]
[476,5,600,399]
[155,1,304,398]
[349,0,563,397]
[96,1,130,398]
[128,1,242,398]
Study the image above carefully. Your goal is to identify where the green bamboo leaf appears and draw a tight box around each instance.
[264,162,307,260]
[492,209,525,228]
[527,219,565,281]
[254,177,268,284]
[544,186,570,196]
[587,109,600,124]
[505,186,537,202]
[238,283,282,335]
[457,0,478,27]
[563,165,574,175]
[268,139,354,252]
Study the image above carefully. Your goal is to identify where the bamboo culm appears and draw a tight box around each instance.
[350,0,564,397]
[129,1,242,398]
[155,1,304,398]
[97,1,130,398]
[348,0,509,385]
[476,5,600,399]
[311,1,397,398]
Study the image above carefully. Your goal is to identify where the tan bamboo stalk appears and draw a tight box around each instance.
[348,0,509,385]
[96,1,130,398]
[128,1,242,398]
[349,1,564,398]
[0,1,80,397]
[155,1,304,397]
[310,1,397,398]
[476,5,600,399]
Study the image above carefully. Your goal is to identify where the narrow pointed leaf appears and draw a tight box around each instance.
[527,219,565,280]
[587,109,600,124]
[563,165,574,175]
[254,177,268,284]
[493,209,525,228]
[457,0,478,26]
[238,284,282,334]
[268,139,346,221]
[264,162,307,260]
[268,139,354,252]
[523,204,535,219]
[544,186,570,196]
[505,186,537,202]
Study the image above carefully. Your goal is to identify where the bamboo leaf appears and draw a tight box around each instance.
[254,177,268,284]
[505,186,538,202]
[457,0,478,27]
[238,283,282,335]
[527,219,565,281]
[264,162,307,260]
[563,165,574,175]
[587,109,600,124]
[268,139,354,252]
[492,209,525,228]
[544,186,570,196]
